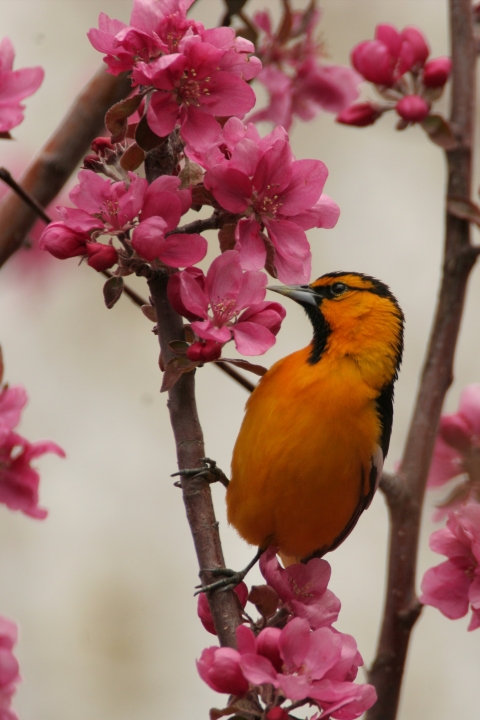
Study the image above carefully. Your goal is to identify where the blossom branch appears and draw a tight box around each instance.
[145,151,242,649]
[0,67,131,268]
[367,1,477,718]
[167,212,221,236]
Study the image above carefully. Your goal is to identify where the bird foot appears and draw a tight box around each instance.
[194,547,265,595]
[171,457,229,488]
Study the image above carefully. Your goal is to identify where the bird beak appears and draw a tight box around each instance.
[267,285,318,307]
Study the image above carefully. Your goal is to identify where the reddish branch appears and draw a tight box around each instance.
[0,68,131,268]
[367,1,477,718]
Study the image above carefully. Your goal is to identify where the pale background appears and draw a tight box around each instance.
[0,1,479,719]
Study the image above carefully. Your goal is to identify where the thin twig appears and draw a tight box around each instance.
[0,67,131,268]
[168,212,220,236]
[367,2,477,718]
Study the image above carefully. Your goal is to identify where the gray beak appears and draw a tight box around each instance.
[267,285,318,307]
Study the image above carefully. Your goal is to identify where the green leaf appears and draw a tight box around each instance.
[103,276,124,309]
[421,114,458,150]
[105,94,144,143]
[120,142,145,171]
[135,115,164,152]
[447,196,480,226]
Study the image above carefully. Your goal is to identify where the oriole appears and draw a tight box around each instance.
[226,272,404,565]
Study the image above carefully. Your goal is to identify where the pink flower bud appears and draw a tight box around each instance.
[198,582,249,635]
[423,57,452,88]
[439,414,472,453]
[266,709,290,720]
[167,268,206,322]
[401,27,430,66]
[91,137,114,156]
[197,646,249,696]
[39,222,88,259]
[395,95,429,123]
[187,340,223,363]
[86,243,118,271]
[336,102,381,127]
[256,627,283,672]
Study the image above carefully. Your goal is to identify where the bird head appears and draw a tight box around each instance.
[269,272,404,380]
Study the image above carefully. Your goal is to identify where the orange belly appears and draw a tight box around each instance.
[226,347,380,559]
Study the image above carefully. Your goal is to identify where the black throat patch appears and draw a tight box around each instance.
[304,303,331,364]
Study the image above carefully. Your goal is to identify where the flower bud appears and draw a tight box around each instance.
[91,137,114,156]
[423,57,452,88]
[197,582,248,635]
[336,102,381,127]
[401,27,430,66]
[395,95,429,123]
[439,415,472,453]
[39,222,88,259]
[187,340,222,363]
[197,647,249,696]
[86,243,118,271]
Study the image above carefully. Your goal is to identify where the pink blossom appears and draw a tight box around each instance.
[0,616,20,720]
[351,24,428,87]
[88,0,202,75]
[197,645,249,697]
[336,102,382,127]
[198,582,248,635]
[185,116,261,170]
[0,37,44,133]
[239,619,376,718]
[186,340,222,363]
[204,131,339,283]
[251,9,359,129]
[395,95,429,123]
[423,57,452,88]
[0,383,64,519]
[85,242,118,271]
[260,546,341,629]
[427,385,480,489]
[133,37,257,151]
[420,503,480,630]
[168,251,286,356]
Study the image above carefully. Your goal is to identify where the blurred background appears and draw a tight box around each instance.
[0,1,479,718]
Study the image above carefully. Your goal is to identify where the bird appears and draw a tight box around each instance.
[226,271,404,566]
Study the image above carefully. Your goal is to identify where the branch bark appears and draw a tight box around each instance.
[0,68,131,268]
[367,2,477,718]
[145,146,242,648]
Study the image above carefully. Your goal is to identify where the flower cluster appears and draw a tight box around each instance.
[0,616,21,720]
[197,548,376,719]
[0,361,64,519]
[420,386,480,631]
[201,121,339,284]
[88,0,261,152]
[0,37,44,135]
[337,24,451,128]
[421,504,480,631]
[39,168,206,271]
[248,6,360,130]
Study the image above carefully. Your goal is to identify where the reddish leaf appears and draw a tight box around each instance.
[218,223,237,253]
[220,358,267,376]
[210,707,242,720]
[169,340,189,355]
[248,584,280,619]
[120,142,145,171]
[191,184,215,208]
[135,115,164,151]
[277,0,293,44]
[160,356,196,392]
[103,276,124,309]
[178,159,204,189]
[0,132,12,140]
[447,196,480,226]
[141,304,157,322]
[105,94,144,143]
[421,114,458,150]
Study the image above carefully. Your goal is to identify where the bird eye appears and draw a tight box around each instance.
[331,282,347,296]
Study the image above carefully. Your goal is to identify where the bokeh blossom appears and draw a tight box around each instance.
[0,616,21,720]
[0,375,64,519]
[421,503,480,631]
[168,250,286,357]
[0,37,44,134]
[338,23,452,129]
[250,7,360,129]
[203,127,339,283]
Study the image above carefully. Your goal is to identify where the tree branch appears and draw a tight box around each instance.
[0,68,131,268]
[145,151,242,649]
[367,2,477,718]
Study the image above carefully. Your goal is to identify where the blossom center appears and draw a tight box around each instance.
[211,297,237,326]
[178,69,210,107]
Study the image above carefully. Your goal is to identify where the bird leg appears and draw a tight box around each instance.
[171,457,230,488]
[194,546,265,595]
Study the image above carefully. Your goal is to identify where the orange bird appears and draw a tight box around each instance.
[226,272,404,566]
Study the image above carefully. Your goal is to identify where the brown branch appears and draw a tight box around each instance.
[168,212,220,236]
[0,67,131,268]
[367,2,477,718]
[145,152,242,649]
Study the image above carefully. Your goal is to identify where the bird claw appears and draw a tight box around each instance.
[172,457,229,488]
[194,570,246,596]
